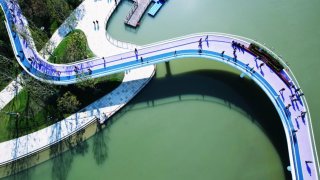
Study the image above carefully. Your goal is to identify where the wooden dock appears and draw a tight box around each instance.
[125,0,152,28]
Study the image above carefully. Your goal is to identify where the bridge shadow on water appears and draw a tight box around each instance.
[3,69,290,180]
[109,68,291,179]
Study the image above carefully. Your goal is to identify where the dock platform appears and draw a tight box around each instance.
[125,0,152,28]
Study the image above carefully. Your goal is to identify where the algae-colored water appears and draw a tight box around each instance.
[5,0,320,179]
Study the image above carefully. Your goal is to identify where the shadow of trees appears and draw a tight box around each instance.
[49,128,88,180]
[92,124,109,166]
[3,155,37,180]
[48,120,110,179]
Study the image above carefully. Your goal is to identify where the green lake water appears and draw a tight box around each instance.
[5,0,320,179]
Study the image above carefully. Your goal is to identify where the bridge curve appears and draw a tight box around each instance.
[0,0,319,179]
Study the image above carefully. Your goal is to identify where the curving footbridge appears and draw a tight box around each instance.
[0,0,319,179]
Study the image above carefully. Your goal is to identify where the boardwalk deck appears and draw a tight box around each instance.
[125,0,152,27]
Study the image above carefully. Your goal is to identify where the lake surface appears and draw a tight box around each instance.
[5,0,320,179]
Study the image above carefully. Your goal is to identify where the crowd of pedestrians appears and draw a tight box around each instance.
[231,41,246,54]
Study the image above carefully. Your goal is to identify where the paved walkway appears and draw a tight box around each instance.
[0,75,22,110]
[0,0,319,179]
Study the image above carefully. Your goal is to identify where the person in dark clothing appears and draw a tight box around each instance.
[74,66,78,74]
[279,88,285,92]
[205,35,209,47]
[96,20,99,30]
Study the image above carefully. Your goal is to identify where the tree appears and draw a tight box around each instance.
[17,0,77,39]
[28,22,50,51]
[21,73,58,107]
[66,0,84,9]
[57,91,81,114]
[46,0,71,24]
[0,12,14,58]
[62,30,87,63]
[0,55,20,84]
[75,71,97,90]
[18,0,48,20]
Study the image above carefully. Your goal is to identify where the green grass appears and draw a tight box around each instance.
[0,91,29,141]
[48,29,95,63]
[0,90,58,141]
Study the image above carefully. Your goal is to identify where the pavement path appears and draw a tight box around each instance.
[0,75,22,110]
